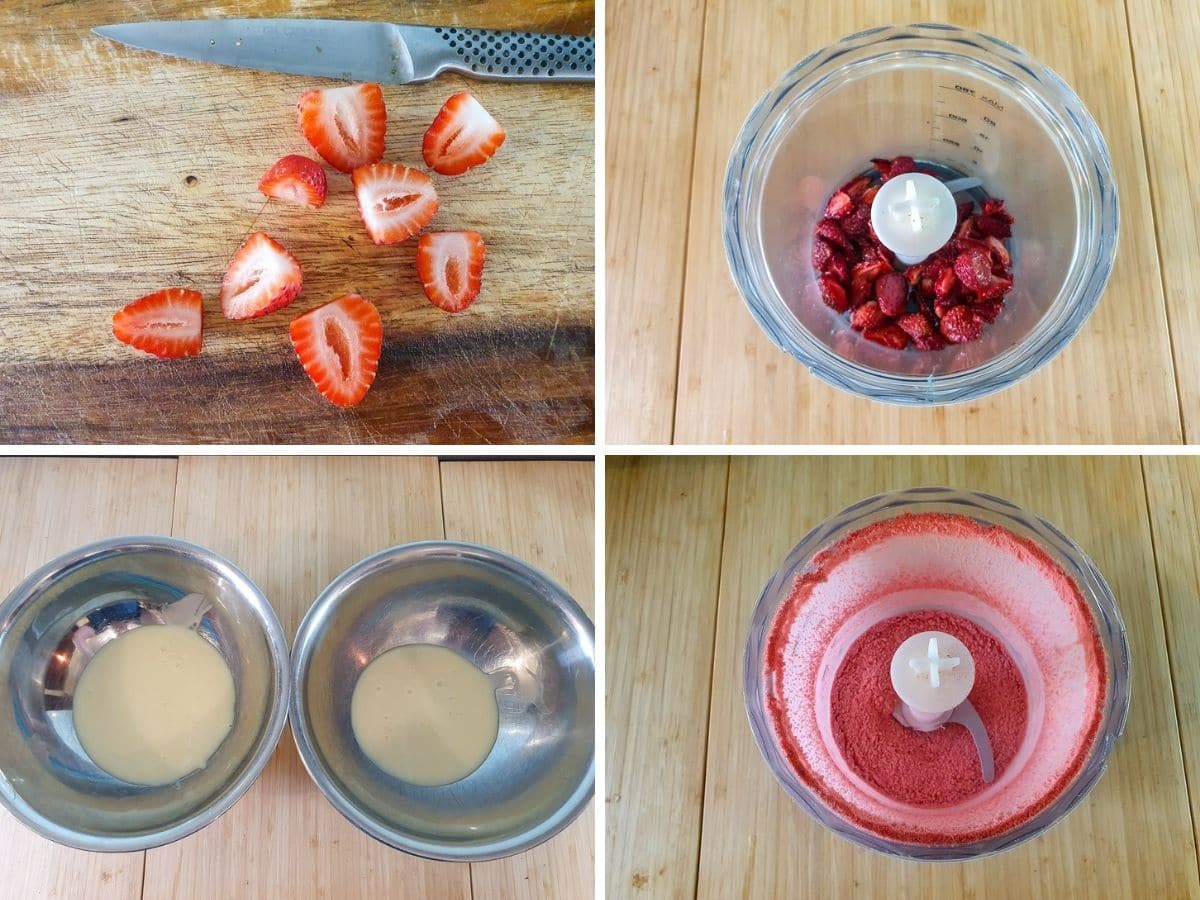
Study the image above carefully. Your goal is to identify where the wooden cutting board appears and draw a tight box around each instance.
[0,1,594,445]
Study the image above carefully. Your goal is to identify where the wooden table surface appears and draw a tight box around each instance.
[606,0,1197,444]
[0,456,594,900]
[0,1,594,445]
[607,455,1200,898]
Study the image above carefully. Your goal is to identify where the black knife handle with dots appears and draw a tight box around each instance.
[401,25,594,83]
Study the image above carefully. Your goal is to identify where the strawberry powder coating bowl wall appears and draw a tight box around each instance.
[743,487,1130,860]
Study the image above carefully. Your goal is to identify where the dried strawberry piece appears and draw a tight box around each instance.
[842,204,871,238]
[981,198,1013,220]
[825,251,849,283]
[956,201,975,226]
[915,292,936,320]
[939,304,983,343]
[934,295,958,320]
[954,245,1006,294]
[976,275,1014,301]
[818,275,849,313]
[974,213,1012,239]
[972,300,1004,323]
[825,191,854,220]
[984,235,1011,269]
[862,184,880,205]
[864,324,909,349]
[934,266,959,301]
[904,263,925,286]
[875,272,908,317]
[975,198,1014,238]
[840,174,872,201]
[850,259,891,307]
[913,333,948,352]
[865,228,897,266]
[887,156,916,179]
[812,237,834,272]
[860,245,890,268]
[896,311,935,340]
[870,156,915,181]
[850,300,888,331]
[815,219,853,254]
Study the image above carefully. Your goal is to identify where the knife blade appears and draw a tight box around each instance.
[92,19,594,85]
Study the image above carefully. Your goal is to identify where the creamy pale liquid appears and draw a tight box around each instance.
[73,625,236,785]
[350,644,499,786]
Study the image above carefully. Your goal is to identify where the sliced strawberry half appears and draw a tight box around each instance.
[112,288,202,358]
[297,83,387,174]
[416,231,486,313]
[351,163,439,245]
[259,155,327,208]
[422,92,506,176]
[289,293,382,407]
[220,232,303,320]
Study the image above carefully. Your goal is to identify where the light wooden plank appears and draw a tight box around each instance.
[1142,456,1200,871]
[1124,1,1200,442]
[606,456,728,898]
[142,456,471,900]
[605,0,710,443]
[695,456,1198,897]
[670,2,1179,444]
[0,457,178,900]
[440,460,595,900]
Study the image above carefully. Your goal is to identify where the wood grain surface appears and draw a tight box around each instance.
[605,457,729,899]
[0,459,178,900]
[607,455,1200,898]
[606,0,1187,444]
[0,1,594,445]
[0,456,594,900]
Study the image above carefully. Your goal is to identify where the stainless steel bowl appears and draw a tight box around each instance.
[0,536,290,851]
[290,541,595,861]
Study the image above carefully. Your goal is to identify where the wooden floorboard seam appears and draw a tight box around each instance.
[1122,0,1189,443]
[667,0,716,444]
[1138,457,1200,887]
[691,458,735,899]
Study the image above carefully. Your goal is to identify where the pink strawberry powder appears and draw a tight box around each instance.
[764,512,1106,845]
[830,610,1027,806]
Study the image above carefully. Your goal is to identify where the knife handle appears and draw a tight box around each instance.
[401,25,594,84]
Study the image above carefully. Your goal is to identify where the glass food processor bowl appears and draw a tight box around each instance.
[742,487,1130,861]
[724,24,1119,404]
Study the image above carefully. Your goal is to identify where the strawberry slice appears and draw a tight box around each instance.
[220,232,303,320]
[297,83,387,174]
[416,231,486,313]
[422,92,506,176]
[289,293,382,407]
[259,155,327,208]
[351,163,439,245]
[112,288,202,358]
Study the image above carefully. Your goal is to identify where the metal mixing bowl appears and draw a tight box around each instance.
[0,536,290,851]
[290,541,595,861]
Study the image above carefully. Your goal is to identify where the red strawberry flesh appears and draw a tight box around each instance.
[809,158,1015,351]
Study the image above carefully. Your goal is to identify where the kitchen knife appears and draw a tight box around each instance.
[92,19,594,84]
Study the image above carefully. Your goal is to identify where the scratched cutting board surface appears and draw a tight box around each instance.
[0,1,594,445]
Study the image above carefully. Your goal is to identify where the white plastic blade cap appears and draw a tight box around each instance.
[891,630,975,715]
[870,172,957,266]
